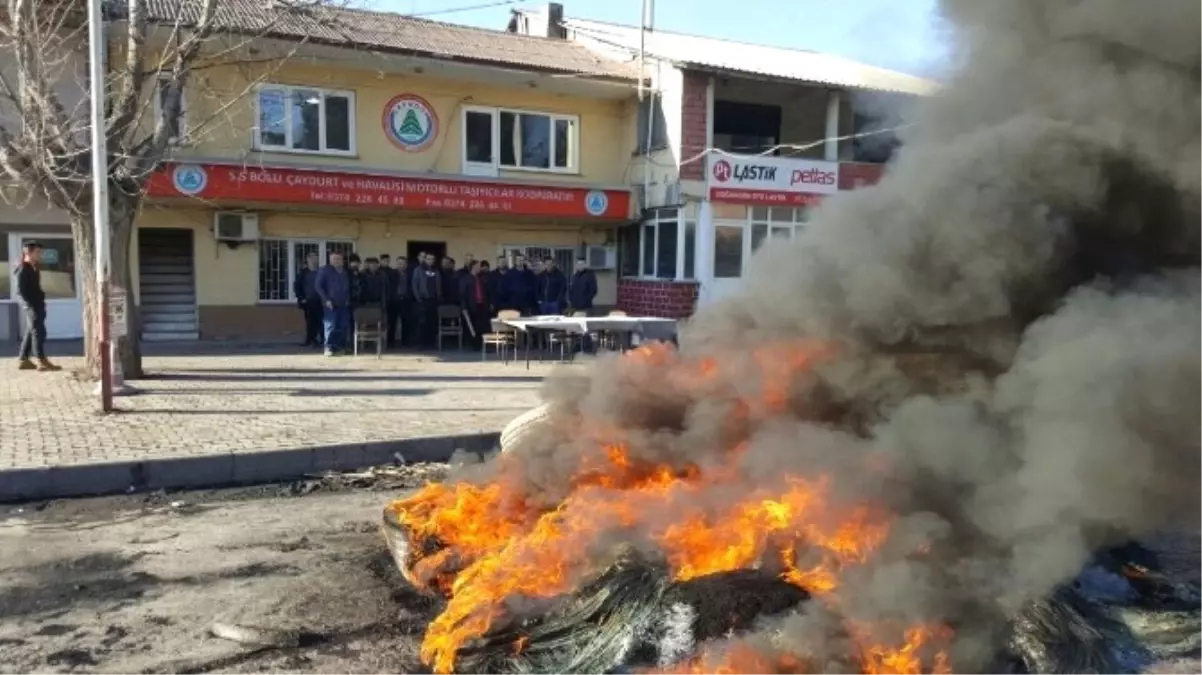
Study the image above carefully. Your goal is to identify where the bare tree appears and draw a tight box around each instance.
[0,0,328,378]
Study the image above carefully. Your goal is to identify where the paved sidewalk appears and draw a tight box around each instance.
[0,346,547,499]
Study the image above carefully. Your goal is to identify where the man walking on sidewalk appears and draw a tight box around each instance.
[14,241,60,371]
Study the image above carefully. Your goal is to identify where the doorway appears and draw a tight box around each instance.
[406,240,446,265]
[7,232,83,339]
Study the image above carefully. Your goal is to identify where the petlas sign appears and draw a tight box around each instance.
[707,155,839,205]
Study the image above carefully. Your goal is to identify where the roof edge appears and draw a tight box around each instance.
[674,61,938,96]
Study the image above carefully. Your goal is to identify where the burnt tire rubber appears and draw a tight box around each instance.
[381,506,414,579]
[499,402,553,454]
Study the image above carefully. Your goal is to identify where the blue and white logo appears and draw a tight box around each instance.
[584,190,608,217]
[172,164,208,196]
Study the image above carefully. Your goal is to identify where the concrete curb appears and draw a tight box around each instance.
[0,432,498,503]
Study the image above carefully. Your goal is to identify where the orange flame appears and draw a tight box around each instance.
[387,340,954,674]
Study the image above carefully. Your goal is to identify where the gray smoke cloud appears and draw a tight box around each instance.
[478,0,1200,670]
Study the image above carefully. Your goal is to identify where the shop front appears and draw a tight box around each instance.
[141,161,632,340]
[695,154,840,305]
[0,203,82,343]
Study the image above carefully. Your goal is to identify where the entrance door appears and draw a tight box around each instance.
[406,240,446,265]
[8,233,83,339]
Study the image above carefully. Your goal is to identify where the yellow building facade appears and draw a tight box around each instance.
[132,21,640,340]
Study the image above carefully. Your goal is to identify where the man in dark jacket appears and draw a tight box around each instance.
[458,261,491,348]
[14,241,60,371]
[458,253,475,280]
[537,257,568,315]
[293,251,322,347]
[439,256,459,306]
[315,251,352,356]
[347,254,366,310]
[567,257,598,313]
[502,254,537,315]
[361,257,387,307]
[412,253,441,349]
[394,256,415,348]
[488,258,510,310]
[379,254,401,349]
[568,257,600,353]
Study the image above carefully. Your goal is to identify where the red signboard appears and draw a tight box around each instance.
[146,163,631,220]
[708,187,826,206]
[838,162,885,190]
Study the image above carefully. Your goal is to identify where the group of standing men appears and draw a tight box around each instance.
[294,250,599,356]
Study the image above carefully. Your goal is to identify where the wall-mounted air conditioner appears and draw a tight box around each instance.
[587,245,617,270]
[213,211,260,242]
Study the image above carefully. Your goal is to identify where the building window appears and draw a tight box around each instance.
[625,208,692,281]
[618,223,640,277]
[152,72,187,143]
[712,205,811,279]
[713,100,781,155]
[500,245,576,272]
[256,85,355,155]
[257,239,355,302]
[635,94,668,154]
[713,226,743,278]
[463,106,578,173]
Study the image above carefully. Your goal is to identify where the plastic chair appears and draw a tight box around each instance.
[437,304,463,351]
[482,310,520,363]
[353,305,384,358]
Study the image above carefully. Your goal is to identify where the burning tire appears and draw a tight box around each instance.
[498,402,552,454]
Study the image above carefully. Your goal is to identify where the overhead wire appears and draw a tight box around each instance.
[405,0,521,19]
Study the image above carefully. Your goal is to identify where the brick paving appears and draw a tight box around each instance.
[0,347,547,470]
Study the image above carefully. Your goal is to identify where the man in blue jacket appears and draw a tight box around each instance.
[502,254,538,315]
[315,251,352,356]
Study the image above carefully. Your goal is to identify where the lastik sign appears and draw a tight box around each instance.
[707,155,839,205]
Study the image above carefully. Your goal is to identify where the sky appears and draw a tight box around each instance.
[366,0,952,77]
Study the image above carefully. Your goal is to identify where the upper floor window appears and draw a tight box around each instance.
[152,72,187,144]
[462,106,578,175]
[635,94,668,154]
[713,100,781,156]
[255,85,355,156]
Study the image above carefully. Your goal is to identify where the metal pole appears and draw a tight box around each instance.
[87,0,113,412]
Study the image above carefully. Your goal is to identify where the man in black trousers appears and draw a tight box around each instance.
[14,240,61,371]
[294,251,323,347]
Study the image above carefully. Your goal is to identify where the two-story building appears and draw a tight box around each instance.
[510,3,937,316]
[0,30,86,343]
[131,2,641,341]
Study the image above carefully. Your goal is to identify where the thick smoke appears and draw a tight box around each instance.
[492,0,1200,669]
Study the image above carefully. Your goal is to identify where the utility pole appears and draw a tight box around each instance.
[87,0,116,412]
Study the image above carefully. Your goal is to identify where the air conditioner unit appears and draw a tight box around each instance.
[213,211,260,242]
[586,245,617,270]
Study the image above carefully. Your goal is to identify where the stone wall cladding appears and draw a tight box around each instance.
[616,278,699,319]
[679,70,709,181]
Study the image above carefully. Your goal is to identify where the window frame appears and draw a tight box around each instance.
[499,245,577,273]
[461,105,580,174]
[624,207,695,281]
[252,84,357,157]
[711,206,812,280]
[151,71,188,145]
[256,238,356,304]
